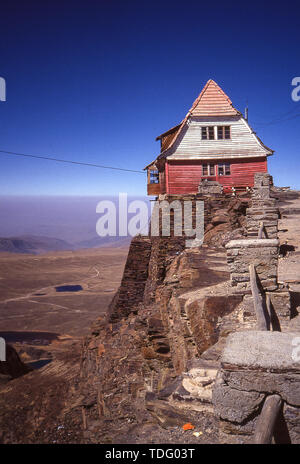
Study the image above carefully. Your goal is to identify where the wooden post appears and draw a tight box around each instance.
[249,264,268,331]
[165,161,169,194]
[82,406,87,430]
[258,221,264,239]
[266,293,272,319]
[253,394,282,444]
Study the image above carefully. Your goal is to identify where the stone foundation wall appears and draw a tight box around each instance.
[108,236,152,322]
[226,239,279,292]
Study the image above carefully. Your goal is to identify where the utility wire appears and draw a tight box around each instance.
[252,103,300,127]
[0,149,145,174]
[254,112,300,127]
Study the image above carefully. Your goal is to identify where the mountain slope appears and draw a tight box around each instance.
[0,236,73,254]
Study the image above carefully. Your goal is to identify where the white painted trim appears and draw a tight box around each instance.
[166,154,267,160]
[240,117,273,155]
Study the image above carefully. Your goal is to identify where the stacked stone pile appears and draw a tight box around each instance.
[246,173,279,239]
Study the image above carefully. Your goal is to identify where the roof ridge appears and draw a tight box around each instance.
[188,79,238,116]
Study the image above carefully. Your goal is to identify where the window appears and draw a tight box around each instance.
[202,126,230,140]
[218,163,231,176]
[202,163,215,176]
[150,170,159,184]
[217,126,231,139]
[201,126,215,140]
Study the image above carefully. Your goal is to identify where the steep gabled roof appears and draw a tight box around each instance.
[155,80,241,156]
[189,79,241,117]
[144,80,273,170]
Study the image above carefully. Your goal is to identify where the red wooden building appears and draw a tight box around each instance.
[145,80,273,195]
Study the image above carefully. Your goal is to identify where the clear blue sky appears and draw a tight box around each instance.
[0,0,299,195]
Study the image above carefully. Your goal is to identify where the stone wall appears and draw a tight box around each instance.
[213,331,300,444]
[226,239,279,293]
[246,173,279,239]
[198,179,223,195]
[225,173,293,327]
[108,236,152,322]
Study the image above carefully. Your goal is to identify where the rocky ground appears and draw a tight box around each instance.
[277,189,300,331]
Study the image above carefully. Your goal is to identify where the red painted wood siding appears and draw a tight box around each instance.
[167,158,267,194]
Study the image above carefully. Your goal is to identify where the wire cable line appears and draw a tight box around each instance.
[254,112,300,127]
[0,149,145,174]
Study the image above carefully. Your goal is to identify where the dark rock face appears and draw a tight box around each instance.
[0,343,83,444]
[186,295,243,355]
[0,344,32,382]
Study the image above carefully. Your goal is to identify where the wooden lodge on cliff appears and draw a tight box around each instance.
[145,80,273,195]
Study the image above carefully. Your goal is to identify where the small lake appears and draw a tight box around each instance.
[55,285,83,292]
[27,359,52,370]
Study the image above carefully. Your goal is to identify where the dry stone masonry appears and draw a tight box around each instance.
[246,173,279,239]
[225,172,292,328]
[226,239,279,292]
[213,331,300,444]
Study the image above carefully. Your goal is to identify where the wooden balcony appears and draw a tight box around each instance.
[147,183,160,195]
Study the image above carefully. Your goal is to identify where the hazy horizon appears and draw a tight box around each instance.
[0,195,151,245]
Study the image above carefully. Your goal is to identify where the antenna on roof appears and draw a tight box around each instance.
[245,100,249,121]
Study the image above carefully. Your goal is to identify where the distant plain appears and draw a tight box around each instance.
[0,246,128,337]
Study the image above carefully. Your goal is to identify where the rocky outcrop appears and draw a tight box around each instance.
[0,344,32,384]
[185,294,243,354]
[78,193,254,443]
[108,195,248,324]
[79,245,235,442]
